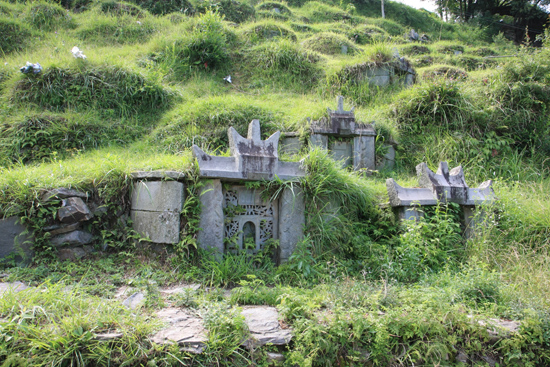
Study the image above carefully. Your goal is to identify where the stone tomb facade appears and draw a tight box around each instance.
[309,96,376,171]
[191,120,306,262]
[386,162,495,236]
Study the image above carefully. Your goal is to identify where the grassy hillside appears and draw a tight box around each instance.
[2,0,550,365]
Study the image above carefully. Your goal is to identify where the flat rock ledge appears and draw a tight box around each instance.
[151,306,293,354]
[151,308,207,354]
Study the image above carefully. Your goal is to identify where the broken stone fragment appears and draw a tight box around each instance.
[122,292,145,310]
[241,306,293,349]
[266,352,285,366]
[41,188,88,202]
[151,308,207,354]
[57,246,89,261]
[58,197,93,223]
[51,230,93,247]
[44,222,81,236]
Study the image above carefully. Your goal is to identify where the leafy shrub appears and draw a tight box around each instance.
[412,55,434,67]
[289,22,313,33]
[387,203,463,282]
[152,11,230,78]
[446,55,495,71]
[350,24,388,45]
[256,1,291,14]
[392,79,472,133]
[150,97,281,152]
[11,65,171,117]
[400,44,429,56]
[0,17,34,55]
[437,44,465,54]
[471,47,498,57]
[127,0,194,15]
[241,20,297,43]
[0,113,143,165]
[99,0,146,16]
[256,9,289,21]
[422,65,468,81]
[302,32,358,55]
[22,0,74,30]
[248,39,321,87]
[195,0,254,23]
[300,1,351,22]
[77,13,162,44]
[370,17,405,36]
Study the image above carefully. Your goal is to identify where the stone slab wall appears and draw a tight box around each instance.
[131,181,185,244]
[197,179,224,253]
[278,187,305,263]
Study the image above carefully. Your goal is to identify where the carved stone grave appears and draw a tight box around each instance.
[310,96,376,171]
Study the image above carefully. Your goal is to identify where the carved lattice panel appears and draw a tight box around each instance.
[223,187,278,253]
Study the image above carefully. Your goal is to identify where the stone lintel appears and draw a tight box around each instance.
[386,178,438,207]
[130,171,186,181]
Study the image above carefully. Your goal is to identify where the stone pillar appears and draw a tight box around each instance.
[310,134,328,150]
[353,135,375,171]
[131,181,184,244]
[197,179,224,254]
[463,205,487,239]
[278,186,305,263]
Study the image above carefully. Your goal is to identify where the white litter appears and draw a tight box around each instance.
[223,75,232,83]
[71,46,87,59]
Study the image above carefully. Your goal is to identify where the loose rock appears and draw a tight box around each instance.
[151,308,207,354]
[241,306,292,349]
[51,230,93,247]
[41,188,88,201]
[122,292,145,310]
[58,197,93,223]
[0,281,28,295]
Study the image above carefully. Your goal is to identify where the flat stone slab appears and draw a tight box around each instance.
[241,306,292,348]
[0,281,28,295]
[131,171,186,180]
[41,188,88,201]
[160,285,201,295]
[151,308,207,354]
[122,292,145,310]
[131,181,184,212]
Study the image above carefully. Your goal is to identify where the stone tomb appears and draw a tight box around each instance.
[193,120,306,262]
[309,96,376,171]
[386,162,495,236]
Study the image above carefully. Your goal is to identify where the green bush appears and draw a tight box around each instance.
[256,9,289,20]
[421,65,468,81]
[22,0,74,30]
[241,20,297,43]
[152,10,230,78]
[248,39,321,87]
[0,17,34,56]
[195,0,254,23]
[392,79,472,133]
[300,1,351,22]
[437,44,465,54]
[369,17,405,36]
[127,0,194,15]
[256,1,291,14]
[99,0,146,16]
[77,13,162,45]
[471,47,498,57]
[400,44,430,56]
[350,24,388,45]
[0,113,144,165]
[302,32,358,55]
[11,64,171,117]
[150,97,282,152]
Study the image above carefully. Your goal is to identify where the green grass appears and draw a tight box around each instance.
[1,0,550,364]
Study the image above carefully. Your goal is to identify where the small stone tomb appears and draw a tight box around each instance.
[310,96,376,171]
[193,120,305,262]
[386,162,495,235]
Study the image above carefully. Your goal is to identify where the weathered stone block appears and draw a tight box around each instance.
[278,186,305,263]
[51,230,93,247]
[330,140,353,167]
[131,210,180,244]
[353,135,375,171]
[280,133,302,155]
[58,197,93,224]
[131,181,184,212]
[0,217,32,260]
[309,134,328,149]
[41,188,88,201]
[197,180,224,253]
